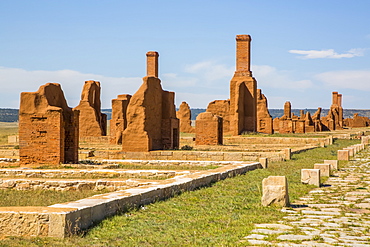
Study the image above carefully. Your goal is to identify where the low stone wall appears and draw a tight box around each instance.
[0,162,260,238]
[0,149,18,158]
[0,168,188,179]
[93,150,286,162]
[0,178,158,191]
[223,136,332,146]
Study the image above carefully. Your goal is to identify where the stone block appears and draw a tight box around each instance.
[337,150,349,161]
[361,136,370,145]
[314,163,331,177]
[301,169,320,187]
[324,160,338,170]
[261,176,289,207]
[259,157,268,169]
[7,135,19,144]
[343,147,354,156]
[283,148,291,160]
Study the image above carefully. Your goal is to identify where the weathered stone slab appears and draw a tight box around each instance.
[343,147,354,156]
[301,169,320,187]
[261,176,289,207]
[259,157,268,169]
[283,148,291,160]
[324,160,338,170]
[314,163,331,177]
[338,150,349,161]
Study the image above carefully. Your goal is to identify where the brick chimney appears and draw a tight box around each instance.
[332,92,338,106]
[236,34,252,76]
[146,51,159,77]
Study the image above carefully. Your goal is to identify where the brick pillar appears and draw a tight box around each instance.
[284,101,291,118]
[338,93,343,127]
[146,51,159,77]
[332,92,338,105]
[235,35,252,76]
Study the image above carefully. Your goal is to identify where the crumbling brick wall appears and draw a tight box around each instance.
[110,94,131,144]
[176,101,194,133]
[206,99,230,134]
[195,112,223,145]
[19,83,79,165]
[256,89,273,134]
[74,80,107,137]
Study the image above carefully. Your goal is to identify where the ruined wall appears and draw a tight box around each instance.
[278,101,293,133]
[19,83,79,165]
[195,112,223,145]
[256,89,273,134]
[344,113,370,128]
[74,80,107,137]
[322,92,343,131]
[121,51,179,152]
[176,101,194,133]
[229,35,257,135]
[110,94,131,144]
[206,99,230,134]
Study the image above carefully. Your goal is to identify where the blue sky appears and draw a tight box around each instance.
[1,0,370,109]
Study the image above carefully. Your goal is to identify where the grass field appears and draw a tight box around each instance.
[0,189,110,207]
[0,138,358,246]
[0,122,18,145]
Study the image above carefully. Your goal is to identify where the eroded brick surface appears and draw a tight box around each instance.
[19,83,79,165]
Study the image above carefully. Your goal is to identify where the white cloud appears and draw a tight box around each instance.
[315,70,370,91]
[0,66,142,108]
[289,48,365,59]
[161,73,197,88]
[184,61,234,84]
[252,65,313,90]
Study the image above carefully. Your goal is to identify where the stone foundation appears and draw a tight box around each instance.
[0,162,260,238]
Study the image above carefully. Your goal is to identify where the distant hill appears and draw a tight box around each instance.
[1,108,370,122]
[0,109,18,122]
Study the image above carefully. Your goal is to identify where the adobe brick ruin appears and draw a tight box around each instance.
[321,92,343,131]
[344,113,370,128]
[19,83,79,165]
[176,101,194,133]
[206,35,272,135]
[110,94,132,144]
[121,51,180,152]
[195,112,223,145]
[257,89,273,134]
[274,101,305,134]
[206,100,230,133]
[74,80,107,137]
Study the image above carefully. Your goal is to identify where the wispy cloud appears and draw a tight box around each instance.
[184,61,234,85]
[0,66,142,108]
[289,48,365,59]
[315,70,370,91]
[252,65,313,90]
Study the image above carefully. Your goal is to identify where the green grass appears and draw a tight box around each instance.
[0,189,110,207]
[0,122,18,145]
[116,163,220,171]
[0,139,359,246]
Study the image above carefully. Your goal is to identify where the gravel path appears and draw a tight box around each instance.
[244,147,370,246]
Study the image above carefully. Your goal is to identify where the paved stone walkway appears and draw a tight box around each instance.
[244,147,370,246]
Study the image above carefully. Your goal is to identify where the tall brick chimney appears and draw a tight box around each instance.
[236,34,252,76]
[338,94,342,107]
[332,92,338,105]
[146,51,159,77]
